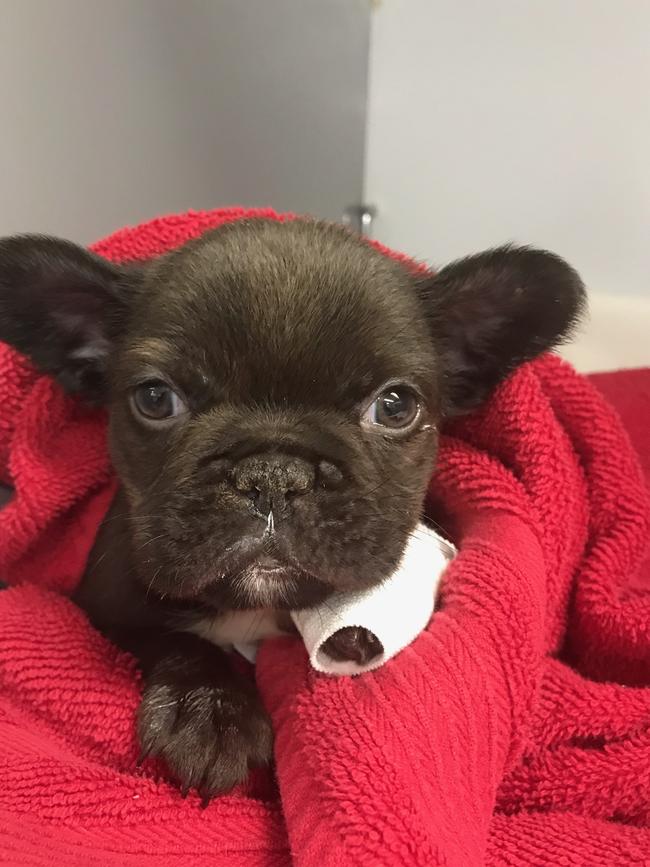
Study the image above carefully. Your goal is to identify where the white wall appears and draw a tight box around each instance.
[0,0,370,245]
[364,0,650,302]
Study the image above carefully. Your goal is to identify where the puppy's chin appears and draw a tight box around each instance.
[199,564,332,612]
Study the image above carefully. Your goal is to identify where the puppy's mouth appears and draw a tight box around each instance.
[197,546,332,611]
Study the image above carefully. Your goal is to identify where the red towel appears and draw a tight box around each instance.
[0,208,648,867]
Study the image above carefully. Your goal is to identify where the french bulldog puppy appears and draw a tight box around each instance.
[0,218,585,802]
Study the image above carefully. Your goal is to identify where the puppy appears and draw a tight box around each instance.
[0,218,585,801]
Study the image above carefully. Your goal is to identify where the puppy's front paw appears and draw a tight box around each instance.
[137,673,273,804]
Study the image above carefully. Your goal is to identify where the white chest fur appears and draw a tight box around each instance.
[188,609,289,648]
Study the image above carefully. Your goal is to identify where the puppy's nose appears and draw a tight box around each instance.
[232,454,316,515]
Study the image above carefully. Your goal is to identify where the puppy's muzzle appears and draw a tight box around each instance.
[231,454,315,517]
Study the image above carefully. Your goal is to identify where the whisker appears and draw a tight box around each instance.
[136,533,168,552]
[145,566,162,599]
[150,700,179,710]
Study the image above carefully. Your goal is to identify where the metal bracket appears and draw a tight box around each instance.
[342,204,377,236]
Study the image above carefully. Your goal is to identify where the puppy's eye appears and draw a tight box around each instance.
[132,380,187,421]
[363,386,421,432]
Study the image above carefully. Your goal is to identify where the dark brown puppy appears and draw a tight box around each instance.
[0,218,585,801]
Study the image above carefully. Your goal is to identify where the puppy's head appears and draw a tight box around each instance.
[0,219,584,610]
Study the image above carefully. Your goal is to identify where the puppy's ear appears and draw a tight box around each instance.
[0,235,140,402]
[417,245,586,415]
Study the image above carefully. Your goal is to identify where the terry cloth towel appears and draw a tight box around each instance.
[233,523,455,674]
[0,208,649,867]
